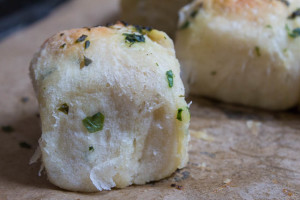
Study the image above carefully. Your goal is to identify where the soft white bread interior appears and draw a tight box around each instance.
[30,22,190,192]
[176,0,300,110]
[120,0,191,37]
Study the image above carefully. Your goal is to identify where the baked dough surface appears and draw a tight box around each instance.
[30,23,190,192]
[176,0,300,110]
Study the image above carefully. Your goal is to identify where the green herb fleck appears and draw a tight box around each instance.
[211,71,217,76]
[166,70,174,88]
[123,33,145,46]
[283,48,288,53]
[133,25,152,34]
[19,142,31,149]
[85,40,90,49]
[265,25,272,29]
[288,8,300,19]
[2,126,14,133]
[179,95,185,97]
[190,10,198,18]
[89,146,94,152]
[58,103,69,114]
[134,25,143,34]
[156,63,159,66]
[180,21,190,30]
[80,56,93,69]
[177,108,183,121]
[82,112,105,133]
[60,43,66,49]
[76,34,88,43]
[285,24,300,38]
[255,46,261,56]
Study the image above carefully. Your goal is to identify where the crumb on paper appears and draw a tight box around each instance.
[181,171,190,180]
[1,125,14,133]
[223,178,231,184]
[19,142,32,149]
[200,162,207,169]
[170,183,183,190]
[272,179,278,184]
[283,189,293,196]
[246,120,261,136]
[190,129,215,141]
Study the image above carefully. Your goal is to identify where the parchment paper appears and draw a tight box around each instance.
[0,0,299,199]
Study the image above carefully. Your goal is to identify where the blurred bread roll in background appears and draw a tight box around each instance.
[30,23,190,192]
[121,0,191,37]
[176,0,300,110]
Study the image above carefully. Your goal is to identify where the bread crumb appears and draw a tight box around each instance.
[246,120,261,136]
[223,178,231,184]
[190,130,215,141]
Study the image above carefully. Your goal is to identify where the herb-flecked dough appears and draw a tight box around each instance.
[176,0,300,110]
[29,22,190,192]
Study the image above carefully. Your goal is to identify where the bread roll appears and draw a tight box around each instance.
[30,22,190,192]
[176,0,300,110]
[120,0,191,37]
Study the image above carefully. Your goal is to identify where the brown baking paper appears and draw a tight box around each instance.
[0,0,299,199]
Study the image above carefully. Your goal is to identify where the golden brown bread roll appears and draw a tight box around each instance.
[176,0,300,110]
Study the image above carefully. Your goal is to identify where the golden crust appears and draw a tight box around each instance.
[199,0,287,22]
[41,26,115,56]
[40,22,172,58]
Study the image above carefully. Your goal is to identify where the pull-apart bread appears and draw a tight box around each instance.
[121,0,191,37]
[29,23,190,192]
[176,0,300,110]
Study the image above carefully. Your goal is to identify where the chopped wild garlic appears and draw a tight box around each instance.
[285,24,300,38]
[265,25,272,29]
[89,146,95,152]
[288,8,300,19]
[180,21,190,30]
[58,103,69,114]
[76,34,88,43]
[85,40,90,49]
[255,46,261,56]
[80,56,93,69]
[190,10,198,18]
[177,108,183,121]
[123,33,145,46]
[166,70,174,88]
[60,43,66,49]
[82,112,105,133]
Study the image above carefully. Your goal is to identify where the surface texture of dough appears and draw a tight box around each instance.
[30,23,190,192]
[176,0,300,110]
[121,0,191,37]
